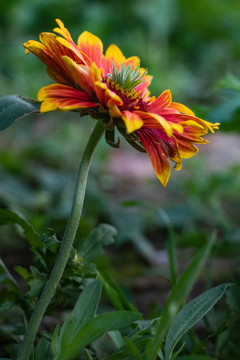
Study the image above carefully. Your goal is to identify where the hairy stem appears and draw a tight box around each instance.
[17,120,105,360]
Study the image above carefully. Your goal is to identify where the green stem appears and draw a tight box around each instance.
[17,120,105,360]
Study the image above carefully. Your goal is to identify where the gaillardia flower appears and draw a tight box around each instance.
[24,19,219,186]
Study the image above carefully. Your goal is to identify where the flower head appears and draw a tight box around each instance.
[24,19,219,186]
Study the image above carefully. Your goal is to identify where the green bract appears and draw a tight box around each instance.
[107,62,147,91]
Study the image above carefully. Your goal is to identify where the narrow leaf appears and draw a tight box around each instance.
[69,280,102,332]
[108,330,124,349]
[57,311,141,360]
[145,232,216,360]
[165,283,231,359]
[99,271,138,312]
[58,280,102,347]
[0,95,39,131]
[51,325,60,359]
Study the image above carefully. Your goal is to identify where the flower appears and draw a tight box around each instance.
[24,19,219,186]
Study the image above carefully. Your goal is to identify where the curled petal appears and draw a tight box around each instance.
[164,114,218,134]
[138,128,171,186]
[147,89,172,113]
[170,102,195,116]
[24,33,84,85]
[136,111,173,137]
[108,101,122,118]
[24,40,46,56]
[62,56,95,95]
[122,111,143,133]
[38,84,98,112]
[54,19,72,41]
[106,89,123,106]
[176,138,199,159]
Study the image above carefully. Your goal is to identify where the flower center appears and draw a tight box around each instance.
[105,78,147,111]
[104,63,148,111]
[107,62,147,91]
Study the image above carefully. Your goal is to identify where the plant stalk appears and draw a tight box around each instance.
[17,120,105,360]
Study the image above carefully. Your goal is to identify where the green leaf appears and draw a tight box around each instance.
[77,223,117,262]
[165,283,231,360]
[57,311,141,360]
[98,271,137,312]
[125,337,144,360]
[51,325,60,359]
[0,95,39,131]
[35,338,52,360]
[108,330,124,349]
[0,301,14,312]
[145,232,216,360]
[26,266,46,299]
[0,209,41,247]
[41,229,60,254]
[83,348,94,360]
[54,280,102,358]
[63,279,102,335]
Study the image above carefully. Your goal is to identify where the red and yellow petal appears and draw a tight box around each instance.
[38,84,98,112]
[105,44,140,71]
[62,56,95,95]
[77,31,103,68]
[122,111,143,133]
[135,111,173,137]
[105,44,126,67]
[170,102,195,116]
[137,128,171,186]
[147,89,172,113]
[53,19,72,41]
[24,32,84,86]
[164,113,218,134]
[23,40,46,56]
[175,137,199,159]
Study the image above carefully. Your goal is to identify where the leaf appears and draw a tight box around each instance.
[62,279,102,336]
[165,283,231,360]
[77,223,117,262]
[98,271,137,312]
[54,280,102,358]
[108,330,124,349]
[0,95,39,131]
[41,228,60,254]
[25,266,46,299]
[0,301,14,312]
[145,232,216,360]
[125,337,144,360]
[51,325,60,359]
[83,348,94,360]
[0,209,41,247]
[35,338,52,360]
[107,336,151,360]
[57,311,141,360]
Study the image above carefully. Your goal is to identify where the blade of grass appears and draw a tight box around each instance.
[144,231,216,360]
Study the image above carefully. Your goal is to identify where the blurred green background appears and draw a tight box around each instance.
[1,0,240,100]
[0,0,240,321]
